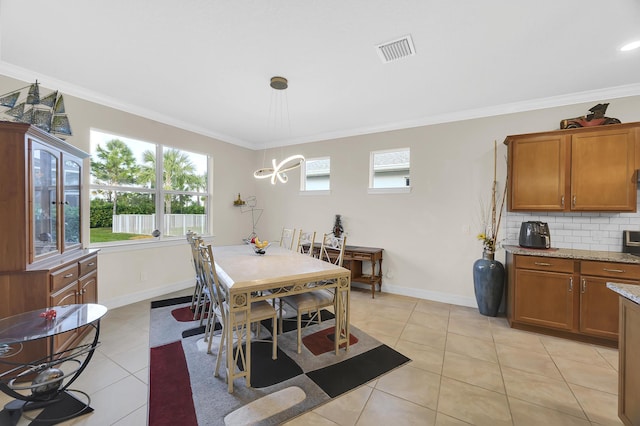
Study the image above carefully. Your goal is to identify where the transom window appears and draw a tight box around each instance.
[301,156,331,192]
[89,130,209,244]
[369,148,410,191]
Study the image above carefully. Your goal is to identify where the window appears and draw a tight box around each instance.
[369,148,410,191]
[301,156,331,192]
[89,130,209,244]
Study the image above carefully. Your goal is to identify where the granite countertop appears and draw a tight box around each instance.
[504,245,640,265]
[607,282,640,304]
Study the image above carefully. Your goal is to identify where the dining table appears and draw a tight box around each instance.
[212,244,352,393]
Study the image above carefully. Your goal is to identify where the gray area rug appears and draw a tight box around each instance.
[149,297,410,425]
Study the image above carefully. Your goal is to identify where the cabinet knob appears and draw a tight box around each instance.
[63,273,74,278]
[569,277,573,291]
[603,268,625,273]
[581,278,586,293]
[561,195,565,207]
[534,262,552,266]
[572,195,576,207]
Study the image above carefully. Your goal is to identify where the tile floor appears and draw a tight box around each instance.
[1,288,624,425]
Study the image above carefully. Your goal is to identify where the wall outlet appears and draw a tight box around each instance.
[140,271,148,282]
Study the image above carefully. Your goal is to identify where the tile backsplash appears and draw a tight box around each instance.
[504,197,640,252]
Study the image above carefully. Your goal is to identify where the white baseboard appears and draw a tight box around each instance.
[99,279,194,310]
[350,281,477,308]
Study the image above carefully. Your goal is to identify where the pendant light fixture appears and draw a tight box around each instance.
[253,76,305,184]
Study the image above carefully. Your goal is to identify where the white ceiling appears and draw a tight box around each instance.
[1,0,640,150]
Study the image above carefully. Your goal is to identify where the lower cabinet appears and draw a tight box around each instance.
[0,250,98,375]
[618,296,640,425]
[507,253,639,345]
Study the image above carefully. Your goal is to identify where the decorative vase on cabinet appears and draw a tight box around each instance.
[473,250,505,317]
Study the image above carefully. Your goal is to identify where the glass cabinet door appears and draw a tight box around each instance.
[32,145,59,257]
[63,155,81,248]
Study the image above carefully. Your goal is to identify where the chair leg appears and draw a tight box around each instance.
[214,323,226,377]
[296,311,302,354]
[271,315,277,360]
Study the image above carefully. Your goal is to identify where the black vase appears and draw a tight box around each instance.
[473,250,505,317]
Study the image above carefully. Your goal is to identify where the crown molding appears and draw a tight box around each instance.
[2,61,639,150]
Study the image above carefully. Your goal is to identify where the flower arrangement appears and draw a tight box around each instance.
[477,140,507,254]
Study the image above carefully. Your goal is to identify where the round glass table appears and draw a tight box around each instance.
[0,304,107,425]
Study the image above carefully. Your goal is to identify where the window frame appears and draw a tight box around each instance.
[368,147,411,194]
[88,129,211,246]
[300,155,331,194]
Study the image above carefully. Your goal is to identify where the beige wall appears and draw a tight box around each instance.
[254,96,640,306]
[2,74,639,308]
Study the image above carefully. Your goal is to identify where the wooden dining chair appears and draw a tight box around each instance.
[198,244,278,389]
[296,230,316,256]
[279,227,297,250]
[280,233,346,353]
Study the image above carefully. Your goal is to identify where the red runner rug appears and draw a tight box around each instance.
[149,341,198,426]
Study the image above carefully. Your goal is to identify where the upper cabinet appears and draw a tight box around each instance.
[0,122,88,272]
[505,122,640,212]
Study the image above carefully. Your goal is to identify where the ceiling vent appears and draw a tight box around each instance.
[376,35,416,63]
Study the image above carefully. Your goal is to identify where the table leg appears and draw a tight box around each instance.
[333,276,351,354]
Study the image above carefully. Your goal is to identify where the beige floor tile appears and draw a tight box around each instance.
[408,309,450,332]
[108,341,150,373]
[442,351,505,393]
[434,412,472,425]
[447,316,493,341]
[375,364,440,410]
[501,366,586,419]
[353,317,406,340]
[368,303,414,323]
[445,332,498,364]
[496,344,563,380]
[400,323,448,350]
[415,299,452,317]
[134,366,149,385]
[369,293,417,312]
[71,354,132,395]
[489,325,547,354]
[313,385,373,426]
[48,288,623,425]
[508,397,591,426]
[111,405,148,426]
[437,377,512,426]
[595,346,619,371]
[356,389,436,425]
[394,339,444,375]
[284,411,340,425]
[71,375,147,426]
[554,357,618,394]
[541,335,612,368]
[448,305,483,319]
[569,383,624,425]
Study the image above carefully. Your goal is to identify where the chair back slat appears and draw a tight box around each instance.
[280,227,297,250]
[296,230,316,256]
[198,244,226,321]
[319,233,346,267]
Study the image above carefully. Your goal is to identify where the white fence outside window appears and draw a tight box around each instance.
[112,214,206,237]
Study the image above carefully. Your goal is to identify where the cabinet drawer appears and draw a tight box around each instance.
[79,255,98,277]
[581,260,640,280]
[351,253,373,261]
[51,263,79,292]
[515,255,574,273]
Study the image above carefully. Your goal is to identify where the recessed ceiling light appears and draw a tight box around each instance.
[620,40,640,51]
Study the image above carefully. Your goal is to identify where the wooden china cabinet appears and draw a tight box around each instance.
[0,122,98,374]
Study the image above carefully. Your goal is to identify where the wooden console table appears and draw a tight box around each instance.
[314,244,383,298]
